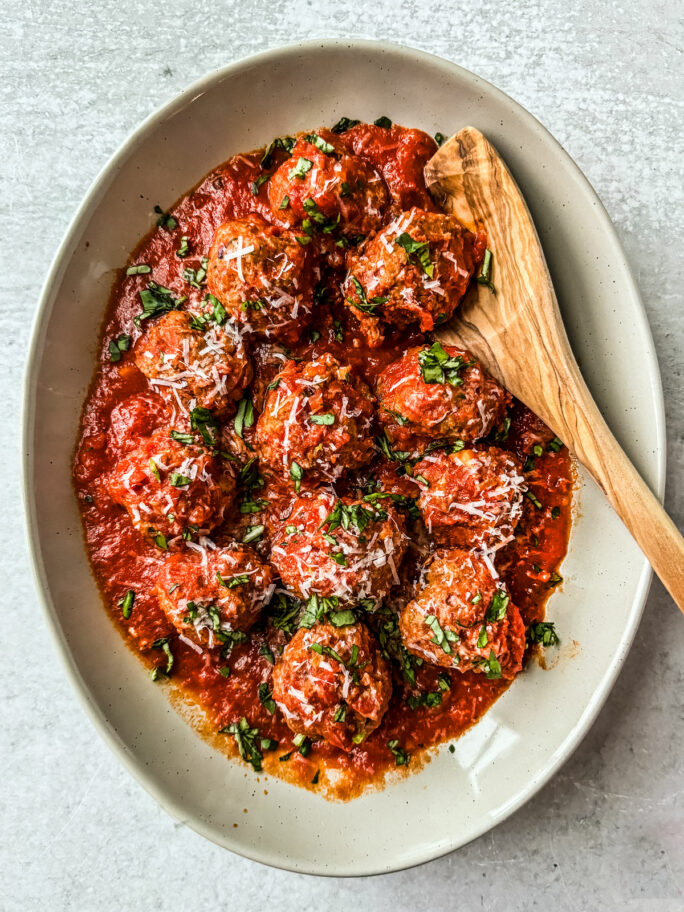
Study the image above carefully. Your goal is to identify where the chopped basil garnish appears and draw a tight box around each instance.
[202,292,227,325]
[309,412,334,426]
[154,205,177,230]
[394,232,434,277]
[476,248,496,293]
[329,609,356,627]
[309,641,344,664]
[182,257,208,288]
[548,436,563,452]
[126,263,151,275]
[323,500,386,535]
[485,589,510,622]
[243,524,264,544]
[304,132,335,155]
[251,172,272,195]
[381,406,408,426]
[135,282,185,326]
[387,739,410,766]
[234,396,255,440]
[259,641,275,665]
[331,116,360,133]
[108,333,131,362]
[217,571,249,589]
[434,132,446,146]
[551,506,561,519]
[154,531,168,550]
[260,135,295,169]
[118,589,134,619]
[526,490,543,509]
[418,341,470,385]
[293,732,311,756]
[169,429,195,445]
[288,157,313,180]
[477,625,488,649]
[258,682,276,713]
[481,650,502,679]
[528,621,560,647]
[407,690,442,710]
[425,614,459,655]
[176,236,190,258]
[190,406,219,447]
[334,703,347,722]
[151,636,174,679]
[278,195,290,210]
[346,275,387,315]
[220,717,263,771]
[375,432,410,463]
[290,461,303,493]
[374,116,392,128]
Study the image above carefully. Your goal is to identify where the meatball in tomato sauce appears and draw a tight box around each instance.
[268,129,388,238]
[414,447,526,550]
[376,342,510,456]
[343,208,485,347]
[269,491,407,604]
[272,622,392,751]
[338,123,438,211]
[155,544,275,647]
[256,353,376,484]
[134,310,252,415]
[106,428,236,543]
[399,549,525,678]
[206,214,316,344]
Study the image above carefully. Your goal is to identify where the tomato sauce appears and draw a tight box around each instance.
[73,122,573,799]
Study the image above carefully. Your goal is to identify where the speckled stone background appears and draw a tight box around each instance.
[2,1,683,909]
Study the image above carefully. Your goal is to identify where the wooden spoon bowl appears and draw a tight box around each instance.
[425,127,684,611]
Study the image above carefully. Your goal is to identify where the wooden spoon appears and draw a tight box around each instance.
[424,126,684,612]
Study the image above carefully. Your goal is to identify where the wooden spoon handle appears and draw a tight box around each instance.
[425,127,684,611]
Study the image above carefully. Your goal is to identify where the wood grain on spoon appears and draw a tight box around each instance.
[425,126,684,612]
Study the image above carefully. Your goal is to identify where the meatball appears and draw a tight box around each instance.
[414,447,526,549]
[376,343,511,456]
[206,214,315,343]
[255,353,376,484]
[269,491,407,604]
[272,622,392,751]
[268,129,388,238]
[399,549,525,678]
[338,123,438,211]
[155,544,275,647]
[342,208,486,347]
[134,310,252,415]
[106,428,236,543]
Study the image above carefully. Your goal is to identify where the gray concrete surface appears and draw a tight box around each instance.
[1,1,682,909]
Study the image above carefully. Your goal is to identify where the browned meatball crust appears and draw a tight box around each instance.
[269,490,407,605]
[414,447,526,549]
[256,353,376,484]
[155,544,275,647]
[206,214,316,343]
[106,428,236,544]
[399,549,525,678]
[342,208,486,347]
[272,622,392,751]
[376,342,511,456]
[134,310,252,415]
[268,129,388,238]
